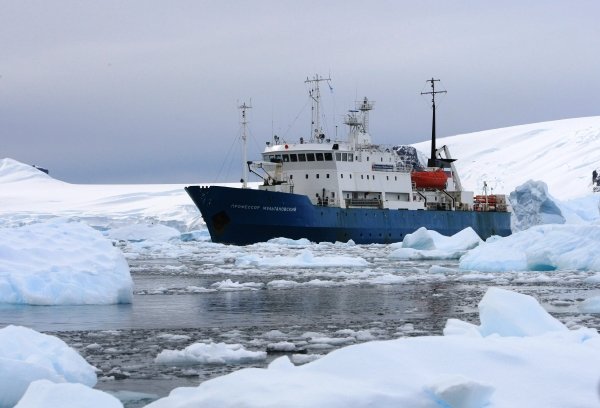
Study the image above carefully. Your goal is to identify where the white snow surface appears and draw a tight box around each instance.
[15,379,123,408]
[0,326,98,407]
[0,218,132,305]
[412,116,600,200]
[145,288,600,408]
[459,224,600,272]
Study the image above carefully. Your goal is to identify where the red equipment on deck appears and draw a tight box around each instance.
[411,169,449,189]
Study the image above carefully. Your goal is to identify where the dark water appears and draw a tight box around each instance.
[2,264,599,407]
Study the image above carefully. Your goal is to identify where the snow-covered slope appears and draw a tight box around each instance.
[412,116,600,200]
[0,158,211,230]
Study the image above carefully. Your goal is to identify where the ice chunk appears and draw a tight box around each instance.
[390,227,482,260]
[0,219,132,305]
[578,296,600,313]
[478,288,567,337]
[155,342,266,365]
[509,180,565,231]
[15,379,122,408]
[459,224,600,272]
[401,227,435,250]
[0,326,97,407]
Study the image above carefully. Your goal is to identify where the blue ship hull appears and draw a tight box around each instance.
[185,185,511,245]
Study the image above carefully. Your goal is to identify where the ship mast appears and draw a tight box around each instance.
[305,74,331,143]
[239,101,252,189]
[421,78,447,167]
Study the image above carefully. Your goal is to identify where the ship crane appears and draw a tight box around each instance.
[435,145,463,191]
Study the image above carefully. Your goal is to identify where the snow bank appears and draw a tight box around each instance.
[146,288,600,407]
[155,342,267,365]
[509,180,565,231]
[0,219,132,305]
[459,224,600,272]
[0,326,97,407]
[389,227,482,260]
[15,379,122,408]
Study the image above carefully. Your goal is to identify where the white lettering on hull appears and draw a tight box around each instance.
[231,204,297,212]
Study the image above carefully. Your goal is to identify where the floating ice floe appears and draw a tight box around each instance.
[0,218,132,305]
[235,249,368,268]
[155,342,267,365]
[578,296,600,313]
[0,326,98,407]
[459,224,600,272]
[211,279,264,291]
[389,227,482,260]
[266,237,312,246]
[145,288,600,408]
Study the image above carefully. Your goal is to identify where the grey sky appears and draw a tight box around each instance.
[1,1,599,183]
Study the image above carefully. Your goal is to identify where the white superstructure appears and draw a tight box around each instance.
[247,76,476,211]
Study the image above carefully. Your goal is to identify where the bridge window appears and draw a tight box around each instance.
[324,152,333,161]
[298,153,306,162]
[290,154,298,162]
[336,153,341,161]
[282,154,289,162]
[307,153,315,161]
[316,153,324,161]
[316,174,320,179]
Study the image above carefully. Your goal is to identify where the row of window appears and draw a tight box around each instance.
[268,152,396,164]
[267,152,361,163]
[292,173,399,181]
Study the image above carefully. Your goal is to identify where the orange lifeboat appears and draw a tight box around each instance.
[411,169,448,189]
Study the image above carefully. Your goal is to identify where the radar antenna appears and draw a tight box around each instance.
[239,101,252,188]
[305,74,332,143]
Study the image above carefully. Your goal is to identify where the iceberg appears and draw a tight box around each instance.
[0,218,132,305]
[0,326,98,407]
[459,224,600,272]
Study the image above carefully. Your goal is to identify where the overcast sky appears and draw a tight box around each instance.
[2,1,599,184]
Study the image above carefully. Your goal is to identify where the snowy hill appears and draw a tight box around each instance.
[412,116,600,200]
[0,158,57,184]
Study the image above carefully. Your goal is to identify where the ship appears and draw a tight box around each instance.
[185,76,511,245]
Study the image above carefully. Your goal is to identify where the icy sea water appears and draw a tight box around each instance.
[2,240,600,407]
